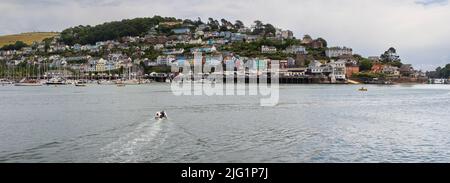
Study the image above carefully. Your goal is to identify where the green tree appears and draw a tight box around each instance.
[208,18,220,31]
[252,20,265,35]
[380,47,401,63]
[1,41,28,51]
[234,20,245,29]
[359,59,373,71]
[390,61,403,68]
[316,37,328,47]
[61,16,173,45]
[264,24,276,36]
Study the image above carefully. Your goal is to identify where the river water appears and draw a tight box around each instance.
[0,84,449,163]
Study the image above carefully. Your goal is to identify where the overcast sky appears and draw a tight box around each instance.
[1,0,449,70]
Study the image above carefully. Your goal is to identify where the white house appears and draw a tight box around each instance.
[276,29,294,40]
[156,55,176,66]
[382,65,400,76]
[261,46,277,54]
[326,47,353,58]
[327,60,347,80]
[284,45,307,54]
[87,59,97,72]
[162,48,184,55]
[308,60,324,74]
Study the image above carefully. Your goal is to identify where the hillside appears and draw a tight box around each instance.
[0,32,59,47]
[60,16,180,45]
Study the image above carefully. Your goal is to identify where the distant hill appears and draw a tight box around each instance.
[60,16,181,45]
[0,32,59,47]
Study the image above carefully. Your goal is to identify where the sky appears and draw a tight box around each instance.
[0,0,449,70]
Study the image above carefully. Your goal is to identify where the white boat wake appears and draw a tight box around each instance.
[99,119,167,163]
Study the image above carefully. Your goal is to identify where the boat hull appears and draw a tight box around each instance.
[14,83,43,86]
[45,83,67,85]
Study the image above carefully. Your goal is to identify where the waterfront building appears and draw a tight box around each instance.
[307,60,324,75]
[371,63,384,73]
[399,64,414,77]
[382,65,400,76]
[157,55,176,66]
[87,59,97,72]
[326,47,353,58]
[327,60,347,80]
[204,54,223,68]
[346,63,360,78]
[95,58,107,72]
[287,57,296,68]
[245,59,269,72]
[274,60,287,69]
[106,60,119,71]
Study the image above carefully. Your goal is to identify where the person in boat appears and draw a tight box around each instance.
[155,111,167,119]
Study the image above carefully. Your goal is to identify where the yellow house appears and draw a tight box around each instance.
[96,58,106,72]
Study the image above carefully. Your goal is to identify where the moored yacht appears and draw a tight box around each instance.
[45,77,67,85]
[123,79,140,85]
[14,78,43,86]
[0,79,13,86]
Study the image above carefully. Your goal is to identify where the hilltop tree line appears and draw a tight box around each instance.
[1,41,29,51]
[428,64,450,78]
[60,15,290,46]
[60,16,180,45]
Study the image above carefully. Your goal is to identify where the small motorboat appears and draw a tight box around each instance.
[75,83,87,87]
[75,80,87,87]
[358,87,368,92]
[155,111,168,120]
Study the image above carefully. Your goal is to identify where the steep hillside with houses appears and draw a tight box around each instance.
[0,16,431,84]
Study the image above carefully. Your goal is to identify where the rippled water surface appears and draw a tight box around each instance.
[0,84,449,162]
